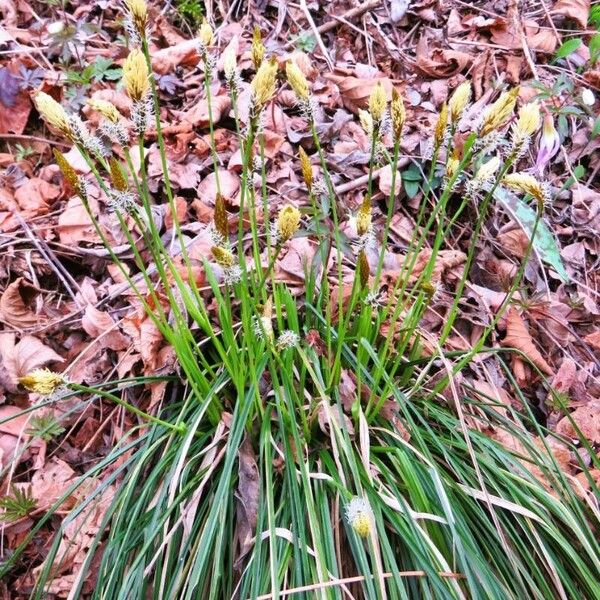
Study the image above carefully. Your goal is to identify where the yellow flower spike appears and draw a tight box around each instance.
[122,48,150,102]
[390,88,406,142]
[214,192,229,239]
[368,82,387,123]
[285,60,309,101]
[299,147,313,191]
[33,92,72,138]
[251,26,265,69]
[109,157,129,192]
[358,250,370,288]
[356,196,372,236]
[480,87,519,137]
[358,109,373,137]
[198,17,214,47]
[346,497,373,539]
[53,148,79,190]
[448,81,471,123]
[19,369,65,396]
[223,45,237,81]
[124,0,148,36]
[276,204,301,242]
[251,57,278,109]
[515,102,541,137]
[87,98,121,123]
[211,246,235,268]
[433,102,448,150]
[503,172,547,204]
[446,149,460,181]
[476,155,501,182]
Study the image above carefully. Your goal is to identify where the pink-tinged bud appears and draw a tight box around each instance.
[535,114,560,175]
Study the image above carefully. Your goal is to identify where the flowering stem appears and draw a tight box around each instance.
[69,382,186,434]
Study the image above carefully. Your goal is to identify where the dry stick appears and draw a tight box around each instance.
[251,571,465,600]
[0,133,71,148]
[297,0,334,70]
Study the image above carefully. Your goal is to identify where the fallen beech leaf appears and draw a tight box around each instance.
[551,0,590,28]
[0,405,46,470]
[122,308,164,373]
[234,436,259,569]
[339,369,357,411]
[14,177,60,215]
[556,403,600,443]
[0,277,45,328]
[325,74,394,114]
[177,95,231,128]
[81,305,130,351]
[57,195,101,245]
[501,307,553,375]
[583,330,600,351]
[197,170,240,206]
[378,164,402,196]
[151,39,199,74]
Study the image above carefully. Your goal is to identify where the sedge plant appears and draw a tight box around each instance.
[3,2,599,598]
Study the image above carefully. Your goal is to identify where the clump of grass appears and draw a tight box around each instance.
[4,2,599,598]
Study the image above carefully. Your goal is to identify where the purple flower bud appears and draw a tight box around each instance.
[535,114,560,175]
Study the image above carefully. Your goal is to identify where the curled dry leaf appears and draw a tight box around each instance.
[178,95,231,128]
[501,307,553,375]
[415,36,471,78]
[551,0,590,28]
[0,277,45,328]
[234,436,259,570]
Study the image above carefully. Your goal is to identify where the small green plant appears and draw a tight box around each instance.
[0,486,37,522]
[14,143,35,161]
[293,30,317,52]
[174,0,204,28]
[26,414,65,442]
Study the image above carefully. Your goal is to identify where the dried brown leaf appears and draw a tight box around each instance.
[0,278,44,328]
[551,0,590,28]
[501,307,553,375]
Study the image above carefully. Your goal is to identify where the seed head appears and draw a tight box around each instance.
[299,147,313,191]
[515,102,540,137]
[480,87,519,137]
[276,330,300,350]
[433,102,448,150]
[198,18,214,47]
[286,60,309,100]
[276,204,301,242]
[345,497,373,538]
[368,82,387,123]
[390,88,406,141]
[251,57,278,109]
[124,0,148,37]
[251,26,265,69]
[253,298,274,341]
[503,172,548,205]
[211,246,235,268]
[122,49,150,102]
[87,98,121,123]
[33,92,72,138]
[19,369,65,396]
[448,81,471,123]
[356,196,372,236]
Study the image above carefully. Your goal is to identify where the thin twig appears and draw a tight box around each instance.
[0,133,71,148]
